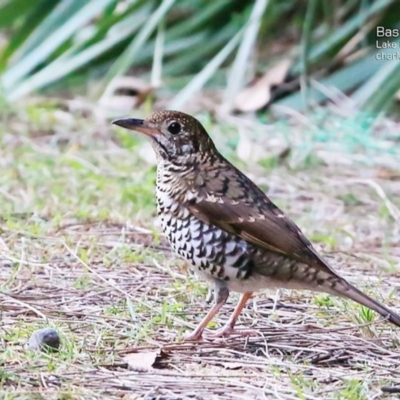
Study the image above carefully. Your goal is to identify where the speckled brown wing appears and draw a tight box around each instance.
[185,160,336,275]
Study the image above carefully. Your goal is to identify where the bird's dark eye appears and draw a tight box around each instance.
[167,122,181,135]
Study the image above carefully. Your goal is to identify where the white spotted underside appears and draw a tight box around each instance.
[155,164,305,293]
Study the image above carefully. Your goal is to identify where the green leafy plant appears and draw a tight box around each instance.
[0,0,400,115]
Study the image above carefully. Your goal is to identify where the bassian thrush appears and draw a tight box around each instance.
[113,111,400,341]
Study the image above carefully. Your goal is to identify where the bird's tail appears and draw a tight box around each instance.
[284,262,400,327]
[266,260,400,327]
[325,277,400,327]
[298,266,400,326]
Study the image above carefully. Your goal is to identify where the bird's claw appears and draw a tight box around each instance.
[182,330,204,342]
[204,325,258,339]
[183,325,259,342]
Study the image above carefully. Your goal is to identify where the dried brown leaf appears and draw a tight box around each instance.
[99,76,153,112]
[235,59,291,112]
[123,350,165,371]
[376,167,400,180]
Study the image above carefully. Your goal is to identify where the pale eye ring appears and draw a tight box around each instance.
[167,121,181,135]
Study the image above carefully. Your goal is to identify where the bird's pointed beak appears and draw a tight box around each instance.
[112,117,155,136]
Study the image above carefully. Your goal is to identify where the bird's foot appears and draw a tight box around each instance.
[183,326,259,341]
[182,329,205,342]
[204,325,258,340]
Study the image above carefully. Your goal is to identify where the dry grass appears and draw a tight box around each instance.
[1,103,400,399]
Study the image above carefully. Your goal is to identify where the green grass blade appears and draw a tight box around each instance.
[352,44,400,113]
[299,0,317,109]
[275,52,380,111]
[99,0,175,99]
[292,0,394,73]
[151,21,165,88]
[2,0,114,91]
[107,0,231,70]
[5,8,150,101]
[169,28,244,111]
[166,0,231,40]
[276,39,400,112]
[163,25,234,77]
[0,0,38,27]
[0,0,56,71]
[223,0,269,112]
[9,0,82,62]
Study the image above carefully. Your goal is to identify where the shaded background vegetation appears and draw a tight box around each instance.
[1,0,400,117]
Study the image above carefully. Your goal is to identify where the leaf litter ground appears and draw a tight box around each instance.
[1,106,400,399]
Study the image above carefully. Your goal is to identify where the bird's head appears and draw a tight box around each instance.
[112,110,217,162]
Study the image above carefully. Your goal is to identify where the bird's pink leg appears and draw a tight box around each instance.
[183,287,229,341]
[206,292,255,338]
